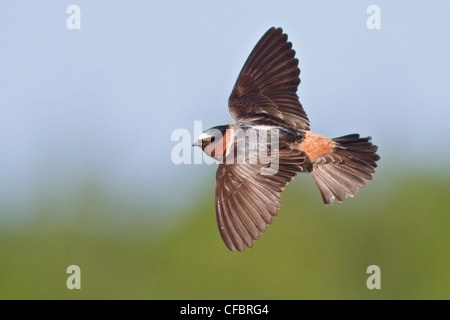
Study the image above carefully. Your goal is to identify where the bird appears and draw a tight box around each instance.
[193,27,380,252]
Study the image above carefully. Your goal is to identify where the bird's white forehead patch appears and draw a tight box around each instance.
[198,132,212,140]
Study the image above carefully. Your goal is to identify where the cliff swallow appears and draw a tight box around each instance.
[193,27,380,252]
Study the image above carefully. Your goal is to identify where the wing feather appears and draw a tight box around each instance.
[228,27,309,130]
[215,148,307,251]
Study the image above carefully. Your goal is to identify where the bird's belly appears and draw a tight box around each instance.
[223,126,300,165]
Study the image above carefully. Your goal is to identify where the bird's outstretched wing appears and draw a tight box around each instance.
[228,27,309,130]
[215,147,307,251]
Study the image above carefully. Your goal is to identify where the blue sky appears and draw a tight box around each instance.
[1,1,450,216]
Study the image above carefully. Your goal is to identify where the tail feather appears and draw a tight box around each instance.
[310,134,380,205]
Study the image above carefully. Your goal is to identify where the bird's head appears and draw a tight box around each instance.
[193,125,230,159]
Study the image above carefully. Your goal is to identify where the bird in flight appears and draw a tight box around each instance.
[193,27,380,252]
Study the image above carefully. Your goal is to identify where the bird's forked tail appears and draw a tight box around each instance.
[309,134,380,205]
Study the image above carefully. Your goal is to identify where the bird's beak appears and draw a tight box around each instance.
[192,141,202,147]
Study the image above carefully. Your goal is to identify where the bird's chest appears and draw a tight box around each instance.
[218,125,299,164]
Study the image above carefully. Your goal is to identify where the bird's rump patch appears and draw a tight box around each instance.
[299,131,336,162]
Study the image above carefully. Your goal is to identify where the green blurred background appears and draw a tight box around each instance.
[1,166,449,299]
[1,1,450,299]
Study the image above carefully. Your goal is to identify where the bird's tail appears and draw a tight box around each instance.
[309,134,380,205]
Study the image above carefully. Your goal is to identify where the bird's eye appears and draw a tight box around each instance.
[210,137,215,143]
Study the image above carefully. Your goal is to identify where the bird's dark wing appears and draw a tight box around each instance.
[228,27,310,130]
[215,146,307,252]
